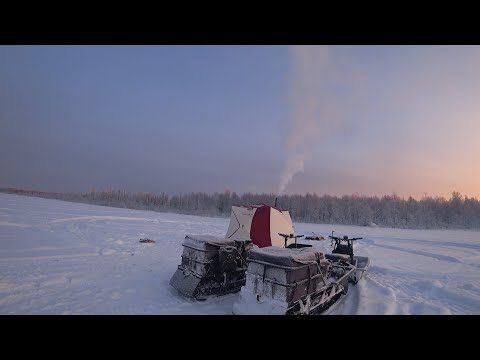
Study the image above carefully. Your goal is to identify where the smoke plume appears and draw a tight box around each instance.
[278,46,330,194]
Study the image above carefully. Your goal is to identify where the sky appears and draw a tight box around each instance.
[1,45,479,199]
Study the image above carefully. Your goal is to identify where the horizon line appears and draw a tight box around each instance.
[1,186,478,202]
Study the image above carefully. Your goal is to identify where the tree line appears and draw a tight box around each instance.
[1,187,479,230]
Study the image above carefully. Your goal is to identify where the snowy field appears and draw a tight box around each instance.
[0,192,479,315]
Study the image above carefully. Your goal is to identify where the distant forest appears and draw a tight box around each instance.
[1,187,479,230]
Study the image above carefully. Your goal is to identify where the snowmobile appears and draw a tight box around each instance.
[169,204,370,314]
[232,234,370,315]
[327,233,370,284]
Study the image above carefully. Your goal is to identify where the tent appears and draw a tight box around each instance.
[225,204,295,248]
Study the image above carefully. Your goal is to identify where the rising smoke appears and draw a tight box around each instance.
[278,45,361,195]
[278,46,480,199]
[278,46,330,194]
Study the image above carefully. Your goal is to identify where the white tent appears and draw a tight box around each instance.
[225,204,295,248]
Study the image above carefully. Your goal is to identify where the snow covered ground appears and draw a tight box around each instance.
[0,192,479,315]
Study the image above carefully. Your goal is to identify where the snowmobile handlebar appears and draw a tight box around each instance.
[278,233,304,239]
[328,236,363,241]
[278,233,305,249]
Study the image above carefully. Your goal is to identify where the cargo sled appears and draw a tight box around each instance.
[232,235,369,315]
[169,235,251,299]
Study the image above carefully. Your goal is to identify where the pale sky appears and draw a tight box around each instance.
[1,45,479,199]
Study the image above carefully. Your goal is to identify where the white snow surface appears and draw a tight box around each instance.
[0,193,479,315]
